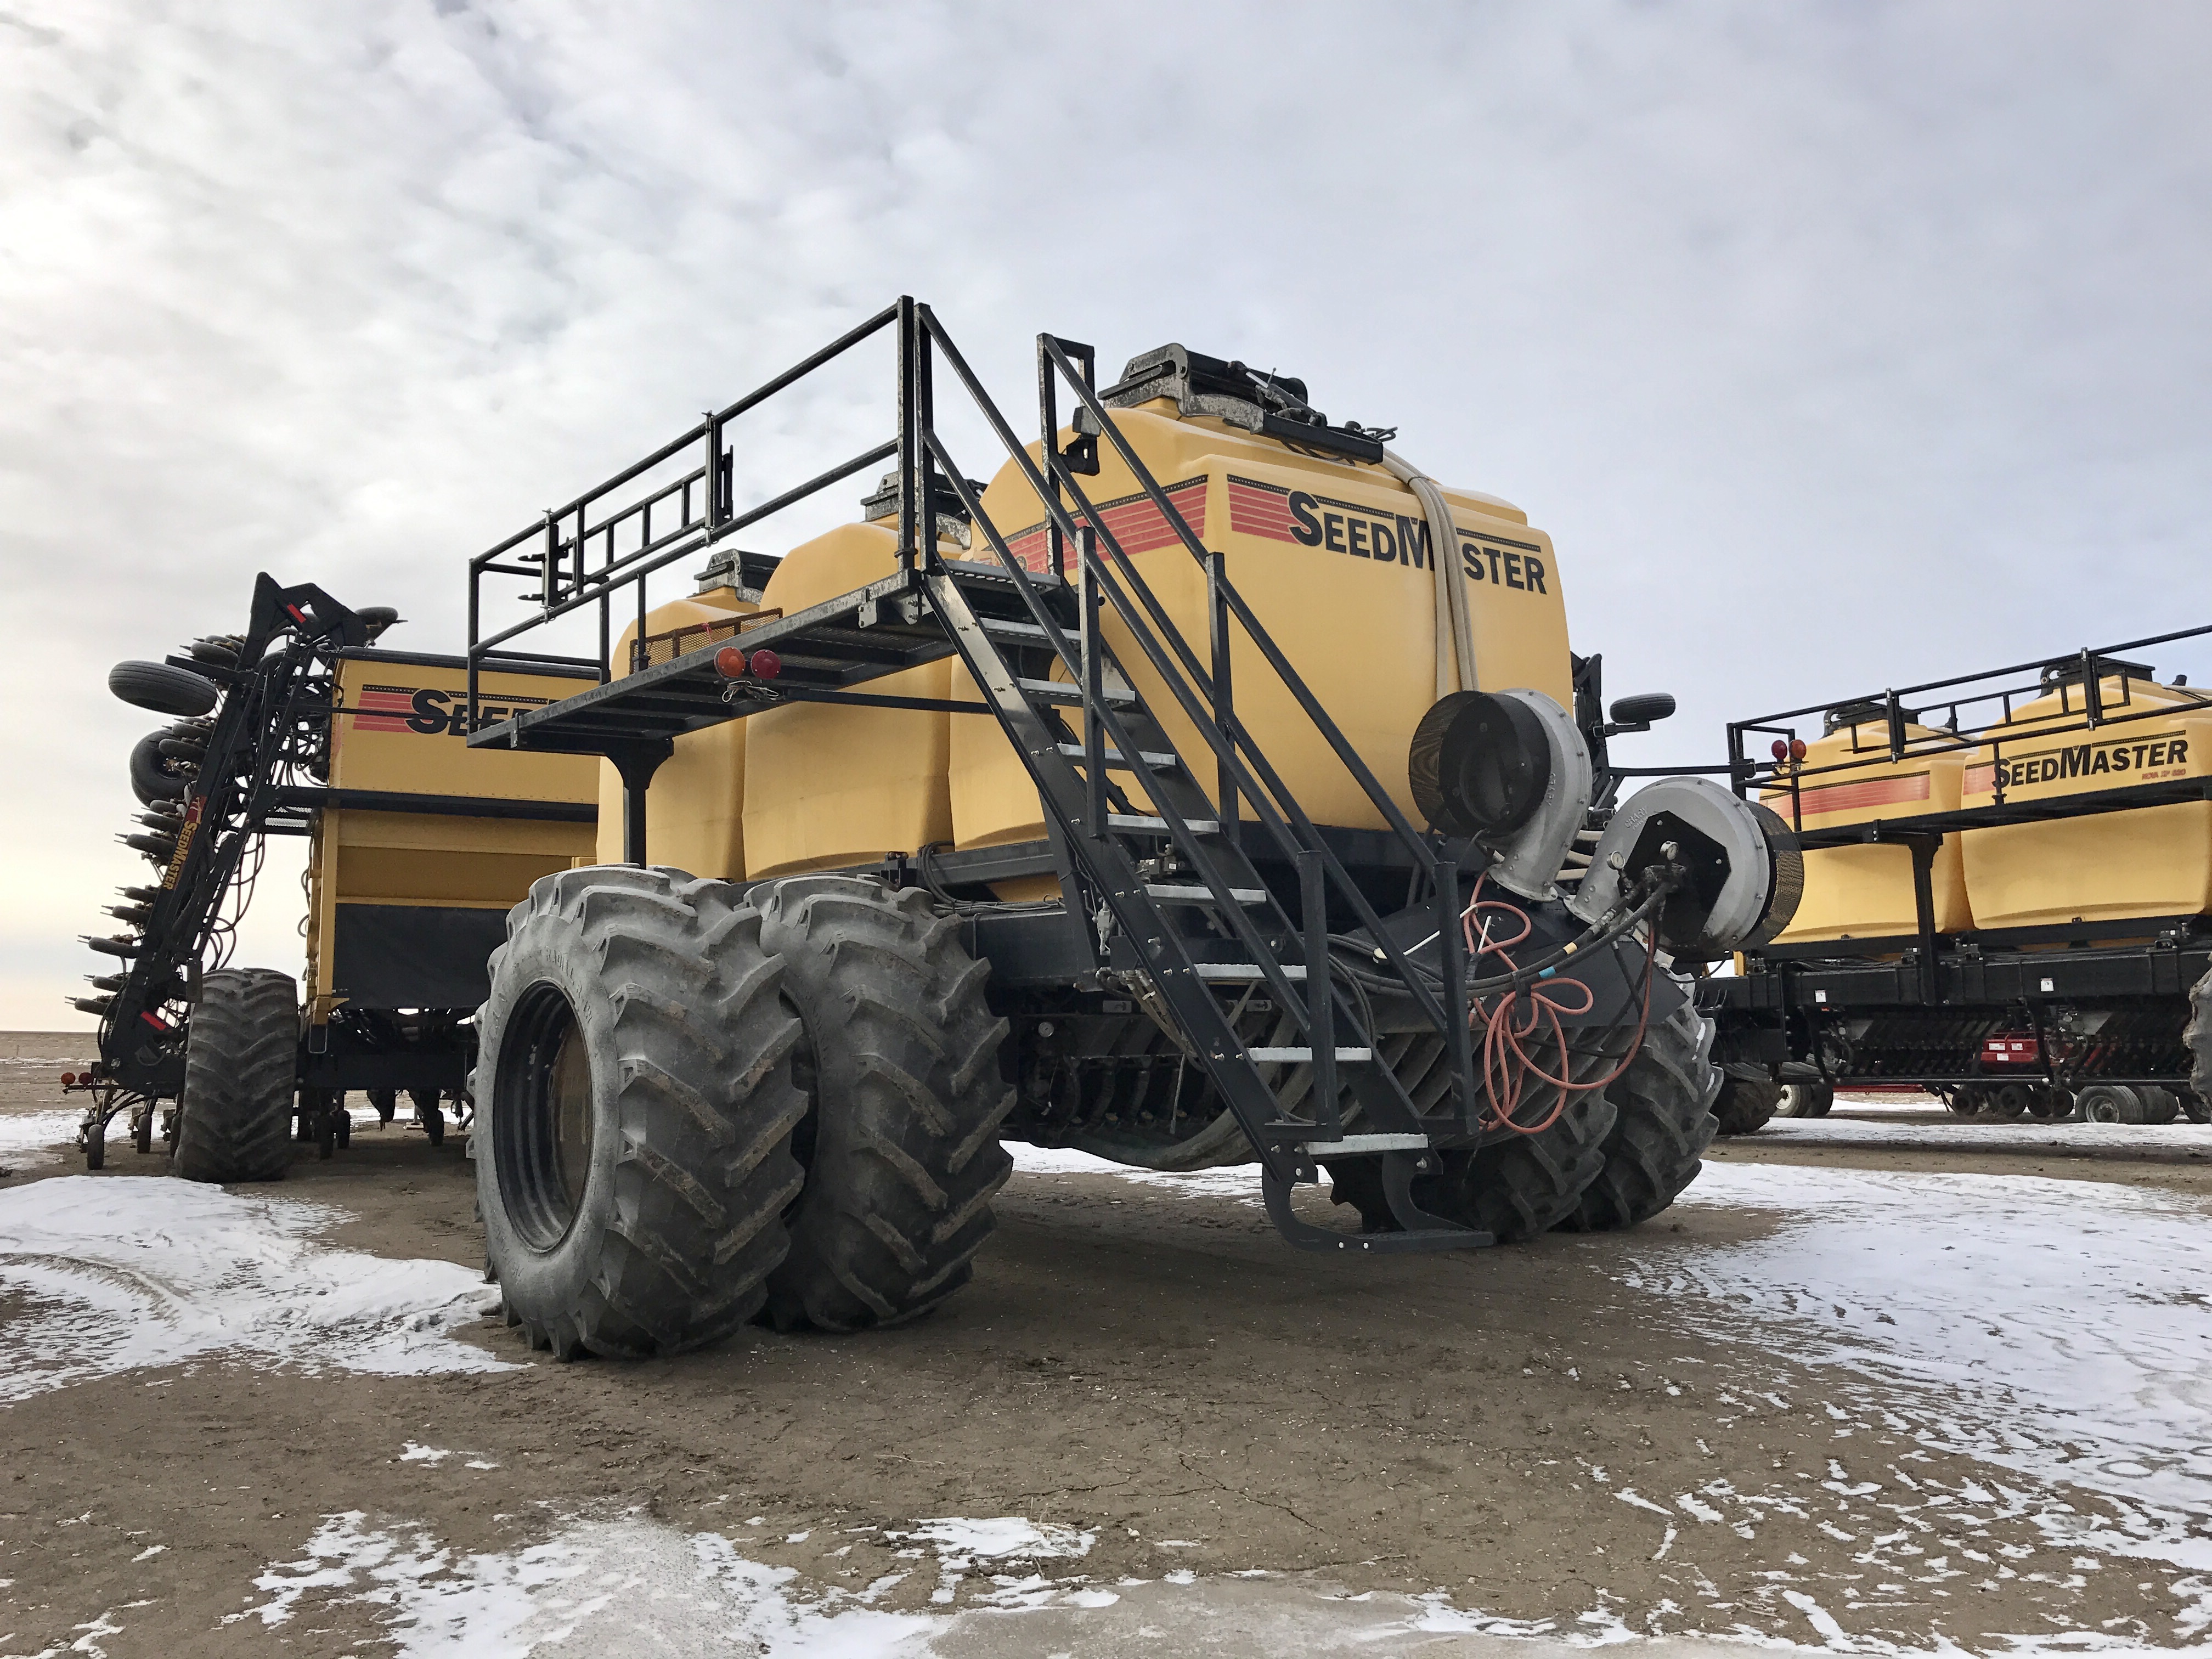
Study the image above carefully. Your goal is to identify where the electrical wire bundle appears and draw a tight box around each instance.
[1458,874,1657,1138]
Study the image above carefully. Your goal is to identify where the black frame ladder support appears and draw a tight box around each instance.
[902,312,1489,1253]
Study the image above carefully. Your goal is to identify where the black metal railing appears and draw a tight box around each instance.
[1728,622,2212,833]
[466,302,907,726]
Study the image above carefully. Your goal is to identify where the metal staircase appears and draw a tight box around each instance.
[469,299,1509,1252]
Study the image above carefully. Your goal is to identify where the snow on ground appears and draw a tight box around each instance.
[0,1175,510,1401]
[0,1108,82,1171]
[1622,1165,2212,1600]
[1009,1142,2212,1623]
[233,1505,1752,1657]
[1758,1114,2212,1157]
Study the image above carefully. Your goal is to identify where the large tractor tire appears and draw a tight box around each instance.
[1328,1040,1625,1243]
[756,877,1015,1333]
[2187,967,2212,1107]
[172,968,298,1183]
[1558,998,1721,1232]
[475,866,809,1361]
[1712,1071,1780,1135]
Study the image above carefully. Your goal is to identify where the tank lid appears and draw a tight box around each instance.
[2039,653,2155,691]
[860,469,985,526]
[691,545,776,599]
[1823,698,1921,735]
[1102,345,1391,465]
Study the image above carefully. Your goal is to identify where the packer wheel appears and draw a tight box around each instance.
[475,866,808,1360]
[1776,1082,1834,1118]
[2076,1084,2146,1125]
[755,877,1015,1333]
[1944,1085,1988,1118]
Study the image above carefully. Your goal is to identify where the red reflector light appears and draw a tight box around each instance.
[1789,738,1808,761]
[714,645,749,679]
[59,1072,76,1087]
[748,648,782,680]
[1770,739,1788,760]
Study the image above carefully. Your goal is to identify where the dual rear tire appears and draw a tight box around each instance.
[474,868,1012,1360]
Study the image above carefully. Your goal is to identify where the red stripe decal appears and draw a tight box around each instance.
[1770,774,1933,817]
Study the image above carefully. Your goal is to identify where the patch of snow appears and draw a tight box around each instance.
[885,1517,1095,1561]
[884,1515,1095,1607]
[1756,1114,2212,1156]
[0,1175,510,1403]
[1620,1161,2212,1625]
[1637,1164,2212,1514]
[241,1510,1158,1655]
[1006,1143,1263,1201]
[0,1109,83,1170]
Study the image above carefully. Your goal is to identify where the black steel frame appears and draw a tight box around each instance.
[465,297,1530,1252]
[76,579,590,1161]
[1708,623,2212,1093]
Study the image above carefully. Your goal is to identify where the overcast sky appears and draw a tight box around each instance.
[4,1,2208,1028]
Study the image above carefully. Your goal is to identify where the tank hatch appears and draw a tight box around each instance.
[1101,344,1392,464]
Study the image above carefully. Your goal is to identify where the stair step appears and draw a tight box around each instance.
[1058,743,1177,770]
[1019,679,1135,706]
[1195,963,1306,981]
[1145,883,1266,906]
[980,617,1053,641]
[1301,1133,1431,1155]
[1108,814,1218,836]
[944,557,1064,590]
[1250,1046,1373,1064]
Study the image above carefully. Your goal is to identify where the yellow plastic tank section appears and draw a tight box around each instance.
[593,585,759,878]
[1761,712,1973,943]
[1961,671,2212,931]
[740,520,956,879]
[947,400,1574,867]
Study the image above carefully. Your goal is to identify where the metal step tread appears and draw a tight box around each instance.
[980,617,1053,640]
[943,557,1065,590]
[1145,883,1266,905]
[1195,963,1306,980]
[1300,1133,1430,1155]
[1058,743,1177,770]
[1249,1046,1373,1063]
[1108,813,1218,835]
[1019,679,1135,706]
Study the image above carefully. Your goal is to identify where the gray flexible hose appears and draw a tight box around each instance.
[1381,450,1477,698]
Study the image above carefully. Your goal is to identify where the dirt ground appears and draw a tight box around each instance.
[1,1056,2206,1656]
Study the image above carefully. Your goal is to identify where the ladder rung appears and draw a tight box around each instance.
[1301,1133,1430,1155]
[981,617,1052,641]
[1058,743,1177,770]
[1250,1047,1373,1064]
[1195,963,1306,980]
[1146,884,1266,905]
[1019,679,1135,706]
[1108,814,1217,835]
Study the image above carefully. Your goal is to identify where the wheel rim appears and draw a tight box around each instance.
[494,983,597,1251]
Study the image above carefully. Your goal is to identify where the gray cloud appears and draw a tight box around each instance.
[4,1,2208,1022]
